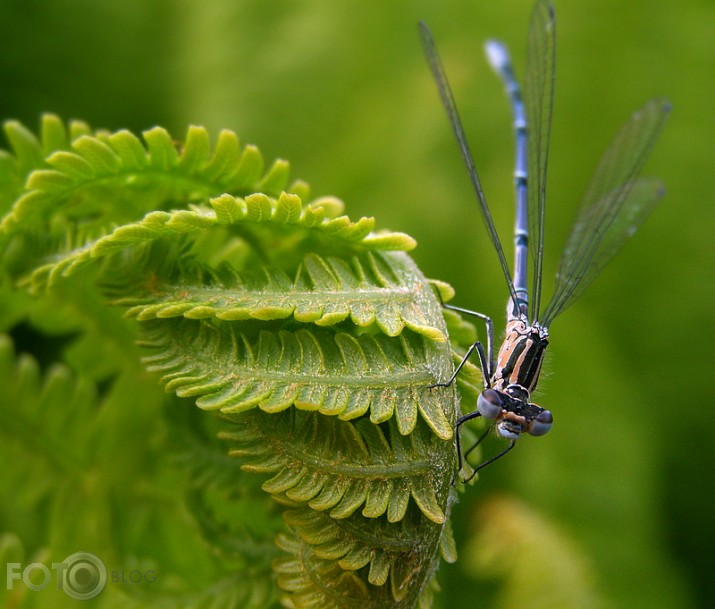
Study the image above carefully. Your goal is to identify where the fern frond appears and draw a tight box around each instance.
[114,250,442,342]
[281,507,457,580]
[166,398,286,560]
[1,121,307,234]
[144,320,455,439]
[3,115,84,177]
[0,117,468,609]
[219,409,459,608]
[0,115,90,216]
[273,507,455,609]
[0,333,99,485]
[167,397,254,493]
[27,191,415,290]
[25,187,435,342]
[221,410,453,523]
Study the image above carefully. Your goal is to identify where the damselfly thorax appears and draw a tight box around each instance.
[492,316,548,395]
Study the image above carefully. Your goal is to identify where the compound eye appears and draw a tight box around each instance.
[477,388,503,420]
[527,409,553,437]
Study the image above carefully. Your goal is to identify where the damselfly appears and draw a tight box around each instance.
[420,0,670,479]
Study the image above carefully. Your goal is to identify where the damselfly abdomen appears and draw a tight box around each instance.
[420,0,670,480]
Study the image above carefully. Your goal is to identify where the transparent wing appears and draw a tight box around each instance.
[419,21,519,306]
[541,98,671,326]
[524,0,556,321]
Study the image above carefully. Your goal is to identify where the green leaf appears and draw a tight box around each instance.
[143,320,455,439]
[221,410,453,523]
[26,192,417,292]
[272,502,456,609]
[1,121,303,234]
[115,251,444,342]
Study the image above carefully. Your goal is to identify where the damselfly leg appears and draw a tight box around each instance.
[429,302,494,389]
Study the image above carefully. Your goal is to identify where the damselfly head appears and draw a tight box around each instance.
[525,409,553,437]
[477,388,504,420]
[477,387,553,440]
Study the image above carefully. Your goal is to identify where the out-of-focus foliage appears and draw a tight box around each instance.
[0,1,711,608]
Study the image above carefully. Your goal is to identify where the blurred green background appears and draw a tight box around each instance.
[0,0,712,608]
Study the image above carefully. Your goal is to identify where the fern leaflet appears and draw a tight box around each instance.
[143,320,455,439]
